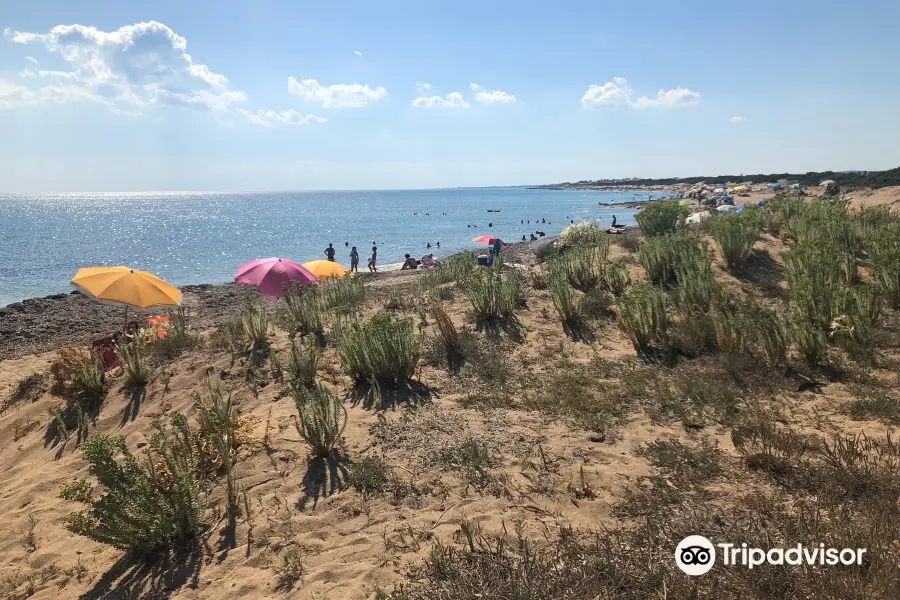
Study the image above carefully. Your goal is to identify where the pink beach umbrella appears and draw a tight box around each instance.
[234,257,317,296]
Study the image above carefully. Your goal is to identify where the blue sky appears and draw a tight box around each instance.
[1,0,898,192]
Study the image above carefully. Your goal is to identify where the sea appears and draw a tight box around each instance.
[0,187,655,307]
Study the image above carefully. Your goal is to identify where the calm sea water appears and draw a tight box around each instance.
[0,188,650,307]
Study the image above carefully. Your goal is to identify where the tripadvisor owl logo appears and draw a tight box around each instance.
[675,535,716,576]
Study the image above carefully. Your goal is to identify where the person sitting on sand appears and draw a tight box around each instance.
[350,246,359,272]
[421,253,441,268]
[530,233,537,241]
[324,243,336,262]
[401,254,418,270]
[368,246,377,272]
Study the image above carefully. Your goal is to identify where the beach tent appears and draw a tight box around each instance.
[717,205,737,212]
[769,183,783,190]
[819,179,836,186]
[733,185,749,193]
[790,183,801,189]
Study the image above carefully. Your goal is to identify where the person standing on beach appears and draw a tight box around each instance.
[350,246,359,272]
[368,246,378,272]
[324,243,336,262]
[612,215,617,227]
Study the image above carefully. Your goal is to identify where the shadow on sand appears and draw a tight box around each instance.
[78,547,203,600]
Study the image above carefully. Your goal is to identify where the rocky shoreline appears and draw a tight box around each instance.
[0,243,539,361]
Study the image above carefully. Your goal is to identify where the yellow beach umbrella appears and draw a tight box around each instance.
[302,260,352,279]
[71,266,182,329]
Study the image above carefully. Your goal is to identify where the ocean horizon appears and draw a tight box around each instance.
[0,187,650,307]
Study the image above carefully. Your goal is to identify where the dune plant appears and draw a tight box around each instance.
[867,222,900,308]
[321,277,366,314]
[69,353,107,403]
[282,282,325,338]
[742,304,788,367]
[153,306,195,360]
[58,414,211,554]
[617,284,668,354]
[549,245,604,291]
[117,340,150,389]
[560,220,609,248]
[195,377,240,535]
[431,301,463,369]
[604,262,631,296]
[241,299,270,350]
[712,295,748,357]
[288,339,321,390]
[711,213,759,269]
[293,386,347,458]
[339,314,420,385]
[635,201,688,237]
[674,246,716,314]
[465,261,521,323]
[548,272,582,327]
[639,231,705,287]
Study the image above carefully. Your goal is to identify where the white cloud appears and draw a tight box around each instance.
[730,115,746,123]
[238,108,327,127]
[4,21,248,112]
[633,87,701,108]
[415,81,431,94]
[0,79,36,109]
[580,77,634,108]
[581,77,700,109]
[412,92,469,109]
[24,55,38,65]
[287,76,386,108]
[353,50,363,57]
[469,83,517,105]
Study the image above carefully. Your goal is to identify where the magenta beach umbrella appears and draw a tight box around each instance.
[234,257,317,296]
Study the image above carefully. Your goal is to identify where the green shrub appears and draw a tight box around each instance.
[241,299,270,349]
[195,377,240,531]
[116,340,150,389]
[674,246,716,314]
[549,245,605,291]
[288,339,321,390]
[152,306,196,360]
[867,221,900,308]
[349,455,391,498]
[430,301,463,370]
[617,284,668,354]
[712,295,748,356]
[58,414,210,554]
[604,262,631,296]
[70,353,107,402]
[711,213,759,269]
[293,386,347,458]
[742,304,788,367]
[213,316,246,356]
[639,231,706,287]
[282,282,325,337]
[560,220,609,248]
[464,262,521,323]
[321,277,366,314]
[635,201,688,236]
[548,273,582,327]
[339,314,420,385]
